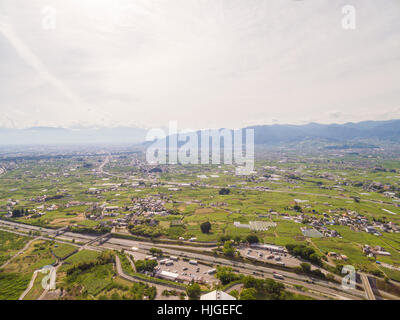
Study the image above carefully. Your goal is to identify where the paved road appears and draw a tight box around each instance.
[104,238,365,300]
[19,270,39,300]
[0,219,368,300]
[0,219,97,242]
[360,273,376,300]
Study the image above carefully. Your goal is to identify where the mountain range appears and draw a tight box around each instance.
[0,119,399,146]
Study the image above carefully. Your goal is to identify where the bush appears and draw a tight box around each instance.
[219,188,230,195]
[242,276,287,300]
[200,221,212,234]
[295,262,326,279]
[222,241,236,257]
[218,235,232,243]
[135,259,158,273]
[286,244,322,266]
[215,266,242,285]
[246,235,259,244]
[230,289,239,299]
[186,283,201,300]
[240,288,257,300]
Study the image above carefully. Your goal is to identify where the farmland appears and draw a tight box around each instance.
[1,144,400,299]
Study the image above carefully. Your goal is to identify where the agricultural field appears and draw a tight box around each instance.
[2,146,400,290]
[0,234,76,300]
[57,250,157,300]
[0,230,31,266]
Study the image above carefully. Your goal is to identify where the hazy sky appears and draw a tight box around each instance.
[1,0,400,129]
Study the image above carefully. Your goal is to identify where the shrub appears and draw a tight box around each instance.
[200,221,212,234]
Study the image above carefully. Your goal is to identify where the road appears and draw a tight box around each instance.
[103,238,365,300]
[115,255,183,300]
[360,273,376,300]
[0,219,370,300]
[19,270,39,300]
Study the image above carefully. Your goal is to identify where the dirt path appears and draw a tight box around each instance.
[19,271,39,300]
[125,254,137,272]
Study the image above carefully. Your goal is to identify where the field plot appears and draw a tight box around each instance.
[249,221,277,231]
[2,146,400,298]
[0,230,31,266]
[0,238,76,300]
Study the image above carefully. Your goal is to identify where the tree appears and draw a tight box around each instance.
[219,188,230,195]
[240,288,257,300]
[246,235,259,244]
[233,236,242,244]
[222,241,235,257]
[200,221,212,234]
[293,204,302,212]
[230,289,239,299]
[12,208,24,218]
[285,244,322,266]
[215,266,241,285]
[218,235,231,243]
[300,263,311,273]
[135,259,158,273]
[186,283,201,300]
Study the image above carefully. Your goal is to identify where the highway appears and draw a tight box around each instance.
[0,219,370,300]
[103,237,365,300]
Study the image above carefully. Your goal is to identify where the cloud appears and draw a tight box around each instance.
[0,0,400,129]
[0,22,84,108]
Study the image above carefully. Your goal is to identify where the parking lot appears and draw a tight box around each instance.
[126,250,219,286]
[238,247,301,268]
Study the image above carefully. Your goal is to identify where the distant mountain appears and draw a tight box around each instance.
[162,119,400,147]
[0,126,147,145]
[248,119,400,145]
[0,119,399,146]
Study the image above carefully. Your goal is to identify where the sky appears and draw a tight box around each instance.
[0,0,400,130]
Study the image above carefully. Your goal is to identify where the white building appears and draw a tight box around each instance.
[200,290,236,300]
[156,270,179,282]
[250,243,286,253]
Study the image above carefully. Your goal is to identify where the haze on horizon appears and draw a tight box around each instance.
[1,0,400,130]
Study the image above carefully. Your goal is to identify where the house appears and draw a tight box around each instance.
[340,255,348,261]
